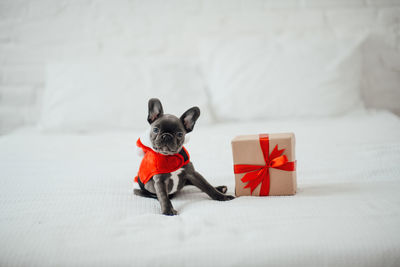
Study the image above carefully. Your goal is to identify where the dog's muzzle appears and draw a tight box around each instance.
[161,133,173,142]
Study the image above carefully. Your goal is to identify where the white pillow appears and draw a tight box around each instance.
[200,32,366,121]
[40,59,210,133]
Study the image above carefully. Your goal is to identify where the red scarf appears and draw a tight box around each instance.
[134,138,190,185]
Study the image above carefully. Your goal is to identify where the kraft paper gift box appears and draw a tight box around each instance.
[231,133,297,196]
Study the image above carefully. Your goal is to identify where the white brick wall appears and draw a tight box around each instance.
[0,0,399,133]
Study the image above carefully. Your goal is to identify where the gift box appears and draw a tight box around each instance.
[231,133,297,196]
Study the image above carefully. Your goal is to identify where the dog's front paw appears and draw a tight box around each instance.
[162,208,178,216]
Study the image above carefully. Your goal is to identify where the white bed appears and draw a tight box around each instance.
[1,110,399,266]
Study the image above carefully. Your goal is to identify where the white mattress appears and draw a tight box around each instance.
[1,111,400,267]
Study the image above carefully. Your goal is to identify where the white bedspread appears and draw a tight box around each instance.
[1,111,400,267]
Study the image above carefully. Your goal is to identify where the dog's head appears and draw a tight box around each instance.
[147,98,200,155]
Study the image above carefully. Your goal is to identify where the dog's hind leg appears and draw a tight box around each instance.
[186,179,227,194]
[215,186,228,194]
[186,172,234,201]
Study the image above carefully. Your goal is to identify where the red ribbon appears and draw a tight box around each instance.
[234,134,296,196]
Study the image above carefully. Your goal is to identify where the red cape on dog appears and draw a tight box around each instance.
[134,138,190,185]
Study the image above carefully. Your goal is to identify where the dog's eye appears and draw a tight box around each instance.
[176,132,183,138]
[153,127,159,134]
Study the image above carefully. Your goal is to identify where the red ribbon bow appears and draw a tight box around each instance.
[234,134,296,196]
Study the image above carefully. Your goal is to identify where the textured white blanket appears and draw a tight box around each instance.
[1,111,400,266]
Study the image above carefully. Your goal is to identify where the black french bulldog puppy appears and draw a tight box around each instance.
[134,98,234,215]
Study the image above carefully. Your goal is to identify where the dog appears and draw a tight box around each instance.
[134,98,234,215]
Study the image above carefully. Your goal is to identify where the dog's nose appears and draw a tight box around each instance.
[161,133,173,141]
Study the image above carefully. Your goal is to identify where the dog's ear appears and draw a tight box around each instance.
[180,107,200,133]
[147,98,164,124]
